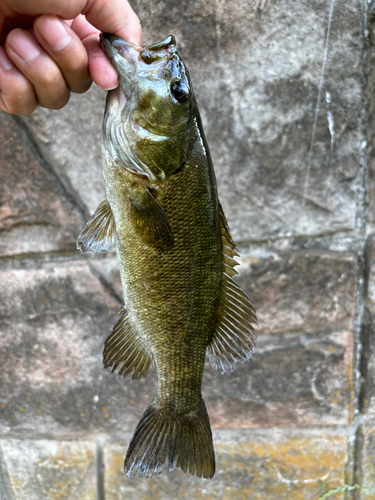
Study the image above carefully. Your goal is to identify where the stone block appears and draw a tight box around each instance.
[236,249,356,335]
[203,327,353,428]
[137,0,362,241]
[366,21,375,226]
[0,439,96,500]
[0,112,83,257]
[103,429,348,500]
[0,259,135,437]
[21,86,106,219]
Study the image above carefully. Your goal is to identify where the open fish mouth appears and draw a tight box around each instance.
[100,32,176,63]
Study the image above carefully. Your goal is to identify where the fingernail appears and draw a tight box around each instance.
[102,84,119,91]
[7,30,40,62]
[0,47,13,70]
[37,16,72,52]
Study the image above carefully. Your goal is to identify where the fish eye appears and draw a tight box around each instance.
[170,81,189,104]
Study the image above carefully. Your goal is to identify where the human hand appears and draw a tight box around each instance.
[0,0,141,115]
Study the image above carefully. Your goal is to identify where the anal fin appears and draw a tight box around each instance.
[130,189,173,248]
[77,200,116,253]
[208,202,258,374]
[103,309,154,380]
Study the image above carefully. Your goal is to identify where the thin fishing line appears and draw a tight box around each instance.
[302,0,335,207]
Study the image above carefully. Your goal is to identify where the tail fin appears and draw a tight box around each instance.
[124,397,215,479]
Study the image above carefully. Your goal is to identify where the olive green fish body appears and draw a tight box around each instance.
[104,134,222,416]
[77,34,257,479]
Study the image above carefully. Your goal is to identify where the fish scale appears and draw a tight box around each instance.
[77,33,257,479]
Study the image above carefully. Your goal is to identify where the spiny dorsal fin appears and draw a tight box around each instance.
[77,200,116,253]
[103,308,154,380]
[130,188,173,248]
[207,203,258,374]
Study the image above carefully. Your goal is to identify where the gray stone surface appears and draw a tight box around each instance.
[0,260,127,437]
[21,86,106,220]
[237,248,356,334]
[203,326,353,428]
[0,113,83,257]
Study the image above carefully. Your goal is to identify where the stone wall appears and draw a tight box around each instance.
[1,0,375,498]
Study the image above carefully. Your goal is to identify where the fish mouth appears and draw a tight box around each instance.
[100,33,177,72]
[100,33,139,63]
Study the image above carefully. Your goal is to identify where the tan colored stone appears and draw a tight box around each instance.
[361,417,375,500]
[0,439,96,500]
[103,429,347,500]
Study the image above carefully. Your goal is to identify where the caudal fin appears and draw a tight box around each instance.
[124,397,215,479]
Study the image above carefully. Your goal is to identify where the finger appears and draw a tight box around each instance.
[71,15,118,91]
[1,0,87,21]
[5,28,70,110]
[2,0,142,45]
[0,46,37,114]
[83,0,142,46]
[33,15,92,94]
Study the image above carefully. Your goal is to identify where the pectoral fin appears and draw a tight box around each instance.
[103,308,154,380]
[130,189,173,247]
[207,203,258,374]
[77,200,116,253]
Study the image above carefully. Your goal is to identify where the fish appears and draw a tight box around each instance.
[77,33,257,479]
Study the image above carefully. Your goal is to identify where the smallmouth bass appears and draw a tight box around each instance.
[77,33,257,479]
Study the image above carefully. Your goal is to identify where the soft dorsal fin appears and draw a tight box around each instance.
[103,308,154,380]
[130,188,173,248]
[207,203,258,374]
[77,200,116,253]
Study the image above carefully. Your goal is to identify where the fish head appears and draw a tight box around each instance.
[100,33,193,183]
